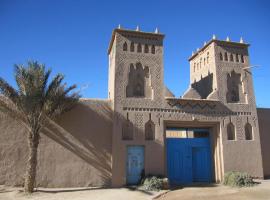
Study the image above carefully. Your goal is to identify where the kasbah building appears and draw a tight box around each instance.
[0,27,270,188]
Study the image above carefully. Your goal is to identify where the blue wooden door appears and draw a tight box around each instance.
[167,139,192,185]
[191,137,211,182]
[192,146,211,182]
[126,146,144,185]
[166,134,211,185]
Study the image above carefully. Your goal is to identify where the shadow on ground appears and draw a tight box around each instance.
[35,187,105,193]
[169,183,219,191]
[126,186,156,196]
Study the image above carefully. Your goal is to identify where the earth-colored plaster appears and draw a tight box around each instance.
[0,99,113,187]
[257,108,270,177]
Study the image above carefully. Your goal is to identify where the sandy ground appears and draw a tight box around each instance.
[0,185,164,200]
[1,180,270,200]
[157,180,270,200]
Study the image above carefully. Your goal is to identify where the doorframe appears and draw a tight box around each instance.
[163,120,223,183]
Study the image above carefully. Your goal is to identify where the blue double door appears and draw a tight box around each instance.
[167,135,212,185]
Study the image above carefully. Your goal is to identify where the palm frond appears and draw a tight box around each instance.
[63,84,77,96]
[2,60,80,129]
[44,83,80,119]
[45,74,64,98]
[0,77,19,105]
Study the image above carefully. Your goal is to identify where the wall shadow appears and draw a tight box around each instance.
[41,100,113,186]
[192,73,213,99]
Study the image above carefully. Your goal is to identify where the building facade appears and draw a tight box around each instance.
[0,28,270,188]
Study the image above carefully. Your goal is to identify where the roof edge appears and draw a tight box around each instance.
[188,39,250,61]
[107,28,165,55]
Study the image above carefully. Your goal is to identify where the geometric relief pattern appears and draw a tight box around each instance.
[114,47,163,109]
[236,117,244,140]
[135,113,144,131]
[167,99,217,110]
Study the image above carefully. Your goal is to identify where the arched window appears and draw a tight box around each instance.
[130,42,134,52]
[245,123,253,140]
[194,63,196,72]
[145,119,155,140]
[227,122,236,140]
[123,42,128,51]
[230,54,234,62]
[137,43,142,53]
[204,58,206,66]
[207,52,209,64]
[151,45,155,54]
[200,58,202,69]
[144,44,149,53]
[126,62,151,98]
[220,52,223,61]
[197,63,199,70]
[224,52,228,61]
[241,55,244,63]
[236,54,239,62]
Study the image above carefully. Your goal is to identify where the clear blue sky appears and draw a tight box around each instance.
[0,0,269,107]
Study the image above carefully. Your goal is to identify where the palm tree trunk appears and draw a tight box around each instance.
[24,130,40,193]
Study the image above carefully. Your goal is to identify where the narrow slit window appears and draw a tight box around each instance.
[220,52,223,61]
[236,54,239,62]
[230,54,234,62]
[130,42,134,52]
[144,44,149,53]
[137,43,142,53]
[123,42,128,51]
[225,52,228,61]
[151,45,155,54]
[227,122,236,140]
[241,55,244,63]
[245,123,253,140]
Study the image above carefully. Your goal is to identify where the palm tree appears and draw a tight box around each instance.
[0,61,80,193]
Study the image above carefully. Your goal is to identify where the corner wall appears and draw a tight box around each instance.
[257,108,270,178]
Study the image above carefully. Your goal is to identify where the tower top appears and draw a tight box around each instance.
[108,27,165,54]
[189,37,249,61]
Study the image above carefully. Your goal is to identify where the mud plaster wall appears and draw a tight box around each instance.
[0,99,113,188]
[257,108,270,178]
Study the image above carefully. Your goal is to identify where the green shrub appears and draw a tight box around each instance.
[141,176,163,191]
[223,171,255,187]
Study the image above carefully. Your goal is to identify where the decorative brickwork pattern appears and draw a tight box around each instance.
[108,29,264,186]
